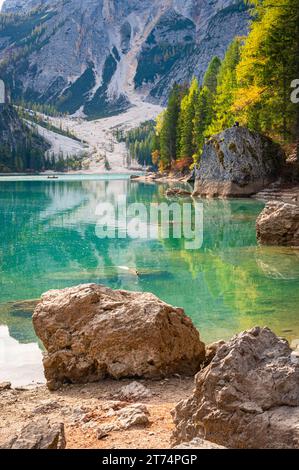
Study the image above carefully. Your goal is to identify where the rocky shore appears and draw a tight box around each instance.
[0,377,195,449]
[133,127,299,206]
[2,284,299,450]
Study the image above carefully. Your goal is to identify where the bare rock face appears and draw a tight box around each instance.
[193,127,284,198]
[33,284,205,390]
[256,201,299,246]
[1,1,249,115]
[2,419,65,449]
[172,327,299,449]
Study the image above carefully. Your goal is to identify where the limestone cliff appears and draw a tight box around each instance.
[0,0,250,118]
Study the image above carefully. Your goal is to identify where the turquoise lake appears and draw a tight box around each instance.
[1,175,299,385]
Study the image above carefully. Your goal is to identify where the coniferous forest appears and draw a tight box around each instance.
[148,0,299,172]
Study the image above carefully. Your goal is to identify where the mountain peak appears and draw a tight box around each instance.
[0,0,250,118]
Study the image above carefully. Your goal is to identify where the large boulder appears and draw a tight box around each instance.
[256,201,299,246]
[193,127,284,197]
[172,327,299,449]
[33,284,205,390]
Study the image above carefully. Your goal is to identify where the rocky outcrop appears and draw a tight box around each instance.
[2,419,65,449]
[256,201,299,246]
[1,1,249,116]
[172,327,299,449]
[33,284,205,390]
[193,127,284,198]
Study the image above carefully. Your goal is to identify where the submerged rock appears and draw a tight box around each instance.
[172,327,299,449]
[165,188,192,198]
[193,127,284,198]
[2,419,65,449]
[33,284,205,390]
[256,201,299,246]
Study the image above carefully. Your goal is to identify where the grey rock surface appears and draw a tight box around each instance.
[256,201,299,246]
[193,127,284,197]
[172,327,299,449]
[2,418,66,449]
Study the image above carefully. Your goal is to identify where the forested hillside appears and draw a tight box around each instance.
[149,0,299,172]
[115,122,157,168]
[0,105,84,173]
[0,105,50,172]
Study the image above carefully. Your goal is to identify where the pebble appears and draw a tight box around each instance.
[97,423,116,439]
[291,351,299,364]
[290,339,299,350]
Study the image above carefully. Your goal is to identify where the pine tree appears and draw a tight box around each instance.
[202,56,221,93]
[178,77,199,159]
[193,57,221,160]
[207,38,242,136]
[234,0,299,147]
[159,84,183,170]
